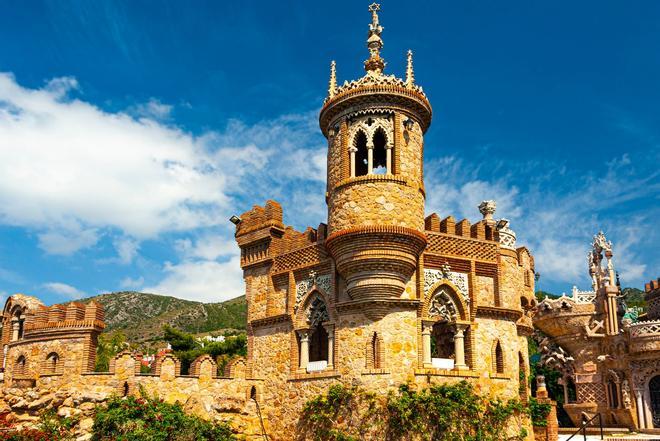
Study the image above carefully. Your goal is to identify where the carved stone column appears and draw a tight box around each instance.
[324,324,334,368]
[367,138,374,174]
[635,390,646,429]
[385,143,393,174]
[298,330,310,370]
[11,319,19,341]
[453,324,467,370]
[422,321,432,365]
[349,146,357,177]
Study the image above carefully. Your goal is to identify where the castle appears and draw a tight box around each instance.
[534,232,660,430]
[0,4,556,439]
[234,2,538,435]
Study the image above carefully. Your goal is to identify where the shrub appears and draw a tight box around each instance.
[92,394,235,441]
[301,381,530,441]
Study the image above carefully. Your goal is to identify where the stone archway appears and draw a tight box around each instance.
[650,375,660,428]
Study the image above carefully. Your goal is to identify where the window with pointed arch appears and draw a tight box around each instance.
[44,352,60,374]
[372,127,387,174]
[353,130,368,176]
[492,341,504,374]
[14,355,26,377]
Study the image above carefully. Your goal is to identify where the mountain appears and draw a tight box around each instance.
[76,292,247,343]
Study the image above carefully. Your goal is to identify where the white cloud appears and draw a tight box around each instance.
[144,255,244,303]
[424,153,659,292]
[43,282,85,299]
[114,237,140,264]
[129,98,173,120]
[0,73,229,254]
[120,276,144,290]
[37,223,99,255]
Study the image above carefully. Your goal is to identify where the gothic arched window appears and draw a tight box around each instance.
[372,127,387,174]
[354,130,368,176]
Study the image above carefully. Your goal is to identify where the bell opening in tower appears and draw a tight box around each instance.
[372,128,387,174]
[354,130,368,176]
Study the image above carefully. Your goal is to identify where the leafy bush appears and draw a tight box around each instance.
[302,381,529,441]
[528,397,552,427]
[0,409,77,441]
[163,326,246,374]
[92,394,235,440]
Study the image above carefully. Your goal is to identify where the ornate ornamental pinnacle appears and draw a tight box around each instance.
[478,200,497,220]
[328,61,337,98]
[405,50,415,87]
[364,3,385,75]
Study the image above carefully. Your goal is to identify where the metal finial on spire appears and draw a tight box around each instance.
[405,50,415,87]
[328,61,337,98]
[364,3,385,75]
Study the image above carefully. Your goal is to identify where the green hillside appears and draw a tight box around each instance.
[76,291,247,343]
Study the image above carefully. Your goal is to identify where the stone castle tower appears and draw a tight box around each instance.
[234,4,537,435]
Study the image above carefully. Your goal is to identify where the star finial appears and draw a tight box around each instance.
[364,3,385,75]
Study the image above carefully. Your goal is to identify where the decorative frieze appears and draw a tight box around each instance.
[423,266,469,305]
[294,271,331,312]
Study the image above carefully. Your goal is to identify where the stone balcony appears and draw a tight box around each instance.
[627,319,660,354]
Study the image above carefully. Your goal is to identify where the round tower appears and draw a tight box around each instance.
[321,4,432,302]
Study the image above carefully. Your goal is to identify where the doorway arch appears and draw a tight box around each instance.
[650,375,660,428]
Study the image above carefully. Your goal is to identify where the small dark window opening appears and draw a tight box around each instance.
[431,322,455,359]
[354,131,368,176]
[495,341,504,374]
[250,386,257,400]
[372,333,380,369]
[123,381,129,397]
[372,128,387,174]
[309,323,328,362]
[608,381,619,408]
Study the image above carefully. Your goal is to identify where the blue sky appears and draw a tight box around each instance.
[0,1,658,304]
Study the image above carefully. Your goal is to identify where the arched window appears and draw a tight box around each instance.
[309,322,328,363]
[649,375,660,428]
[298,294,332,372]
[366,332,382,369]
[45,352,60,374]
[353,131,368,176]
[493,341,504,374]
[14,355,26,377]
[608,380,619,408]
[520,297,529,310]
[11,307,25,341]
[431,322,455,360]
[372,128,387,174]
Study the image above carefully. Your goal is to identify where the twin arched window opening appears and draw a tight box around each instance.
[351,125,392,177]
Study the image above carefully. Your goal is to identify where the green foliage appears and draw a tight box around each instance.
[527,397,552,427]
[302,382,529,441]
[162,326,247,375]
[622,287,647,312]
[0,409,77,440]
[77,292,247,346]
[95,331,129,372]
[534,290,558,302]
[92,393,235,440]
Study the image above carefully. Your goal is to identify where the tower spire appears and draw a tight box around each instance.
[364,3,385,75]
[405,50,415,87]
[328,61,337,98]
